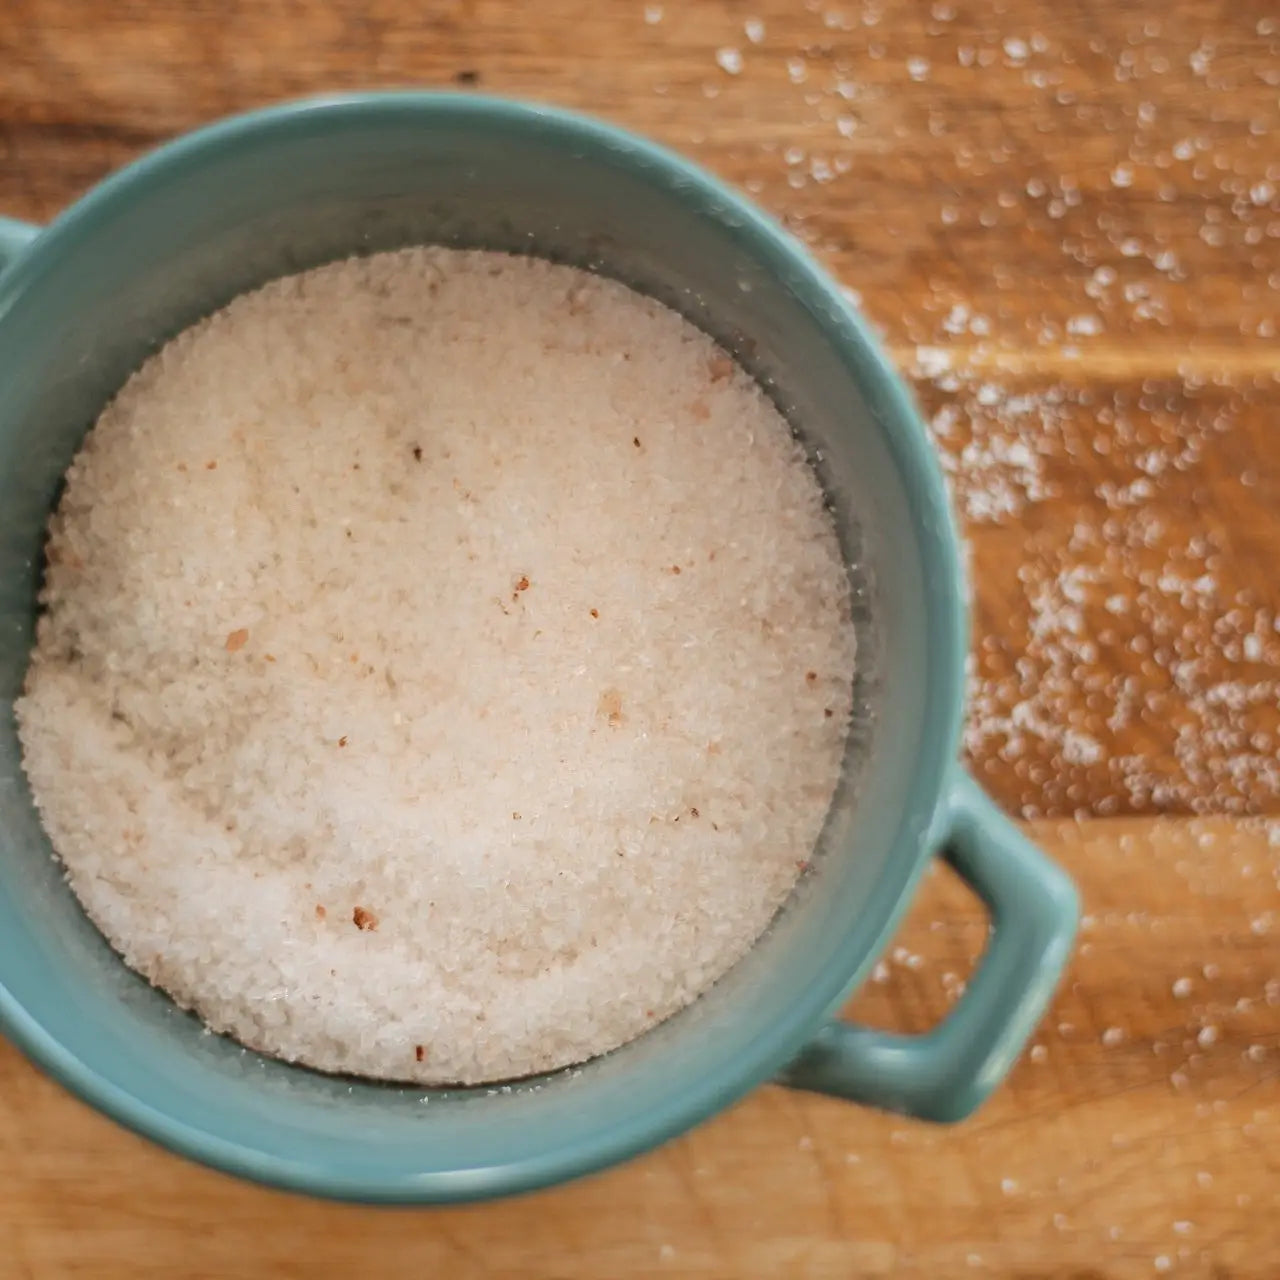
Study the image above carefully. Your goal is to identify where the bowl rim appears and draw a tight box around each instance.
[0,90,969,1203]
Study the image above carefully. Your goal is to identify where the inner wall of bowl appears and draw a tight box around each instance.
[0,100,956,1189]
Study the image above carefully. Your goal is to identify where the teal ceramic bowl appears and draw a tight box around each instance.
[0,93,1077,1203]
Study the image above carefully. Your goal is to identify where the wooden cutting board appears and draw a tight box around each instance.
[1,1,1277,1276]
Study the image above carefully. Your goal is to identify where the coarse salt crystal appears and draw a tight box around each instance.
[715,47,743,75]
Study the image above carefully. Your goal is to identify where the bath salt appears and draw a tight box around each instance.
[17,247,856,1084]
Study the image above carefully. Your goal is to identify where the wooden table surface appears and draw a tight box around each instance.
[2,1,1278,1276]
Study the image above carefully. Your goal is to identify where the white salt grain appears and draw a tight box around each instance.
[17,248,856,1085]
[715,47,744,75]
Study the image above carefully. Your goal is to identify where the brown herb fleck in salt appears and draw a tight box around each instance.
[598,688,625,727]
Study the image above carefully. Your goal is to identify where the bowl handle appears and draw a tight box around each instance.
[0,216,39,274]
[778,771,1078,1121]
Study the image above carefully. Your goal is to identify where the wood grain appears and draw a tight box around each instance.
[1,0,1278,1276]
